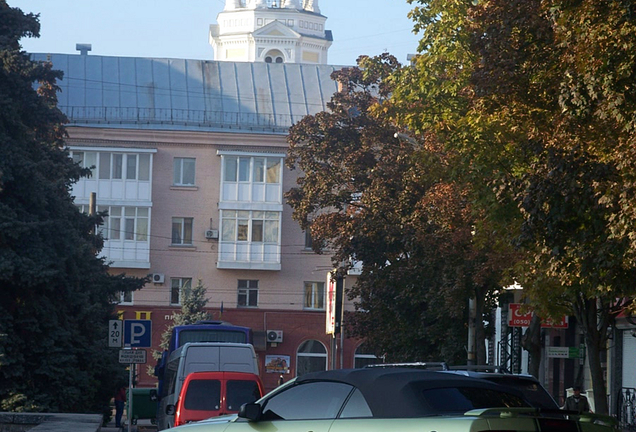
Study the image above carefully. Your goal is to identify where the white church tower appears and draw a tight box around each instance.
[210,0,332,64]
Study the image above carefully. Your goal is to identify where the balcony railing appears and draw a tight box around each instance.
[59,106,295,133]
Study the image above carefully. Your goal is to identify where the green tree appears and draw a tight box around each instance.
[151,280,211,368]
[286,54,511,364]
[0,2,145,413]
[392,0,636,413]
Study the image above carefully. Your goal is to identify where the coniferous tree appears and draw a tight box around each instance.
[0,2,145,413]
[151,280,211,373]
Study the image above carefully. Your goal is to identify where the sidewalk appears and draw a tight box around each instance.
[102,417,156,432]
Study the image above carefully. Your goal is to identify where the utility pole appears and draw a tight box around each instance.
[89,192,97,234]
[467,297,476,365]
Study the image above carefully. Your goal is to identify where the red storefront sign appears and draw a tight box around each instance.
[508,303,568,329]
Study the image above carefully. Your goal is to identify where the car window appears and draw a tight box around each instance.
[419,387,528,414]
[226,379,261,411]
[261,381,353,420]
[339,388,372,418]
[185,379,221,410]
[483,377,559,410]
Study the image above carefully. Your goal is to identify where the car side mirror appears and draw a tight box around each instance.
[166,404,176,415]
[238,402,262,422]
[149,389,158,402]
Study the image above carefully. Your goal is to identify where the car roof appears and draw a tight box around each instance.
[295,368,527,418]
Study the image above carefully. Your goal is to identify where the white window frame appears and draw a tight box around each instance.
[171,278,191,306]
[237,279,258,308]
[120,290,133,305]
[173,157,196,186]
[172,217,193,245]
[219,153,284,203]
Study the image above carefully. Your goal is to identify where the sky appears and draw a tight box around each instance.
[10,0,422,67]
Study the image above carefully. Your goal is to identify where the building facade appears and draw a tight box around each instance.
[32,3,369,392]
[210,0,332,64]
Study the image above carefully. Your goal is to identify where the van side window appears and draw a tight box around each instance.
[163,364,178,399]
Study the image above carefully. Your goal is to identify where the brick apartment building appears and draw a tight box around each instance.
[32,0,377,392]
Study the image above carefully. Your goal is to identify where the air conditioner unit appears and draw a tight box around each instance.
[152,273,165,284]
[266,330,283,343]
[205,229,219,239]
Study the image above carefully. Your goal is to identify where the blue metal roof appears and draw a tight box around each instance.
[32,54,340,134]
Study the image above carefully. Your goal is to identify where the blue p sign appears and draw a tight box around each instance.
[124,320,152,348]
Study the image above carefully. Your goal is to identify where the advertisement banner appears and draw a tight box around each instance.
[265,355,290,374]
[326,272,336,334]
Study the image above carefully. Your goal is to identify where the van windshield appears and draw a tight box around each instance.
[227,380,261,411]
[185,379,221,410]
[179,329,247,346]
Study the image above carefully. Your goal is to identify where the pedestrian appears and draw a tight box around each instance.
[114,386,127,428]
[563,385,591,413]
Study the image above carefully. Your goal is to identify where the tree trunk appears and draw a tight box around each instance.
[576,297,609,415]
[521,315,542,378]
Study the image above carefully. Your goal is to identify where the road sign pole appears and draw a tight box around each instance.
[128,360,133,432]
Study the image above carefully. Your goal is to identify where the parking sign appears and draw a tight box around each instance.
[124,320,152,348]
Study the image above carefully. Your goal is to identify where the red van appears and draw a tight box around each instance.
[172,371,264,426]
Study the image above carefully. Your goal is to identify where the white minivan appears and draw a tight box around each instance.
[156,342,259,430]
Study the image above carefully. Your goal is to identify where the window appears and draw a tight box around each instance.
[71,150,149,181]
[296,340,327,376]
[93,205,148,242]
[138,154,150,180]
[339,389,373,418]
[221,211,279,243]
[113,154,123,179]
[237,280,258,307]
[72,151,97,178]
[260,381,353,421]
[221,155,282,203]
[262,50,285,65]
[226,380,262,411]
[304,282,324,310]
[120,290,132,304]
[171,278,191,305]
[174,157,196,186]
[419,387,527,414]
[304,230,313,249]
[219,153,284,269]
[172,217,193,245]
[354,343,382,368]
[185,379,221,410]
[126,154,137,180]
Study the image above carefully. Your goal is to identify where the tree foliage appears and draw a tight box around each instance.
[155,280,211,355]
[286,54,513,364]
[390,0,636,413]
[0,2,145,413]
